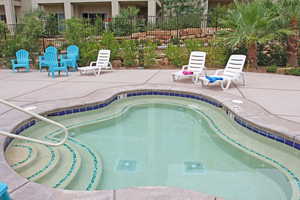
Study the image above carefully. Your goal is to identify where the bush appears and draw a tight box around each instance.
[143,40,157,67]
[99,32,119,59]
[285,68,300,76]
[0,12,43,67]
[120,40,138,67]
[165,44,188,67]
[266,65,277,73]
[64,18,95,45]
[78,42,100,66]
[184,39,204,54]
[257,42,287,67]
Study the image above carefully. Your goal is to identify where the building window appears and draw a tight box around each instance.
[0,15,6,23]
[82,13,105,24]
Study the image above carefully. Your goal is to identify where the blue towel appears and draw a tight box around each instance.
[205,75,223,83]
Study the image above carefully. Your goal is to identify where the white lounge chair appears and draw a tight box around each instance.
[200,55,246,90]
[78,49,112,76]
[172,51,206,83]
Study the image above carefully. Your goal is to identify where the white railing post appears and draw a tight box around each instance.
[0,99,68,146]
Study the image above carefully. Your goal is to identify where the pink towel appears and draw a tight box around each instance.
[183,71,193,75]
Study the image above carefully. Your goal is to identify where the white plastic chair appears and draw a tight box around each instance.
[200,55,246,90]
[172,51,206,83]
[78,50,112,76]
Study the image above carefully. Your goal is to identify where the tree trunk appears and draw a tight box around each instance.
[287,16,299,67]
[247,42,257,68]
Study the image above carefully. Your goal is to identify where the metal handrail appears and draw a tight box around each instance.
[0,99,68,146]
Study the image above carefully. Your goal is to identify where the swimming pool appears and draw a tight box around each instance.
[5,95,300,200]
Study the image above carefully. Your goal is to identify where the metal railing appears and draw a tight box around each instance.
[0,99,68,146]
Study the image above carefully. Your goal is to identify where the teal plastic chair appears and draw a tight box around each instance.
[39,46,58,71]
[11,49,30,72]
[60,45,79,71]
[45,52,68,79]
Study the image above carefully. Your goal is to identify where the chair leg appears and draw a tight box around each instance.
[221,80,231,90]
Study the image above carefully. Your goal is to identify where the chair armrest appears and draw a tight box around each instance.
[89,61,97,67]
[181,65,189,70]
[11,59,16,65]
[39,56,45,62]
[214,69,224,76]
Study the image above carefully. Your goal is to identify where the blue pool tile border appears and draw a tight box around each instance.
[11,90,300,154]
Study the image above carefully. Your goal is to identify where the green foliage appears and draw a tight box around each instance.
[218,0,279,48]
[99,32,119,59]
[257,42,287,66]
[143,40,157,67]
[110,7,141,36]
[285,68,300,76]
[78,42,100,66]
[184,39,227,68]
[119,7,140,18]
[165,44,188,67]
[266,65,277,73]
[44,13,60,36]
[0,21,7,40]
[184,39,204,54]
[120,40,138,67]
[1,11,43,59]
[208,4,231,28]
[162,0,203,16]
[64,18,95,45]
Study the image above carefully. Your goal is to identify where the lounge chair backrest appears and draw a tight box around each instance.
[67,45,79,59]
[44,51,58,68]
[16,49,29,64]
[96,50,111,67]
[187,51,206,72]
[224,55,246,78]
[45,46,58,57]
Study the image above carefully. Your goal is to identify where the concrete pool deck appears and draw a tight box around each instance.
[0,69,300,200]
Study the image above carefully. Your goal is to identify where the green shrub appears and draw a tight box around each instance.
[64,18,95,45]
[99,32,119,59]
[257,42,287,67]
[0,12,43,67]
[78,42,100,66]
[266,65,277,73]
[109,7,141,37]
[184,39,204,54]
[120,40,138,67]
[143,40,157,67]
[285,68,300,76]
[165,44,188,67]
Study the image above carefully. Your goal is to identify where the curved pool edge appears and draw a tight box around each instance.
[1,87,300,200]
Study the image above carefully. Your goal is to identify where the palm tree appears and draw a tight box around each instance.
[275,0,300,67]
[218,0,279,68]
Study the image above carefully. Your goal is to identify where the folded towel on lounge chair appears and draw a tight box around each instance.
[205,75,223,83]
[182,71,194,75]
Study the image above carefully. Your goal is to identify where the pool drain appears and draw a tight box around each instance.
[117,160,137,172]
[184,161,204,174]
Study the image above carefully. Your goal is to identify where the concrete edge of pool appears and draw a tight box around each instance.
[1,85,300,200]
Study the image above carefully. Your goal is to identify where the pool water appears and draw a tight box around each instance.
[73,103,291,200]
[6,96,300,200]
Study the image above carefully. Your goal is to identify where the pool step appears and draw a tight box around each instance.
[65,137,103,191]
[16,143,60,182]
[36,140,82,189]
[6,143,38,171]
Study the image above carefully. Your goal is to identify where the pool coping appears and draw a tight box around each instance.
[1,86,300,200]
